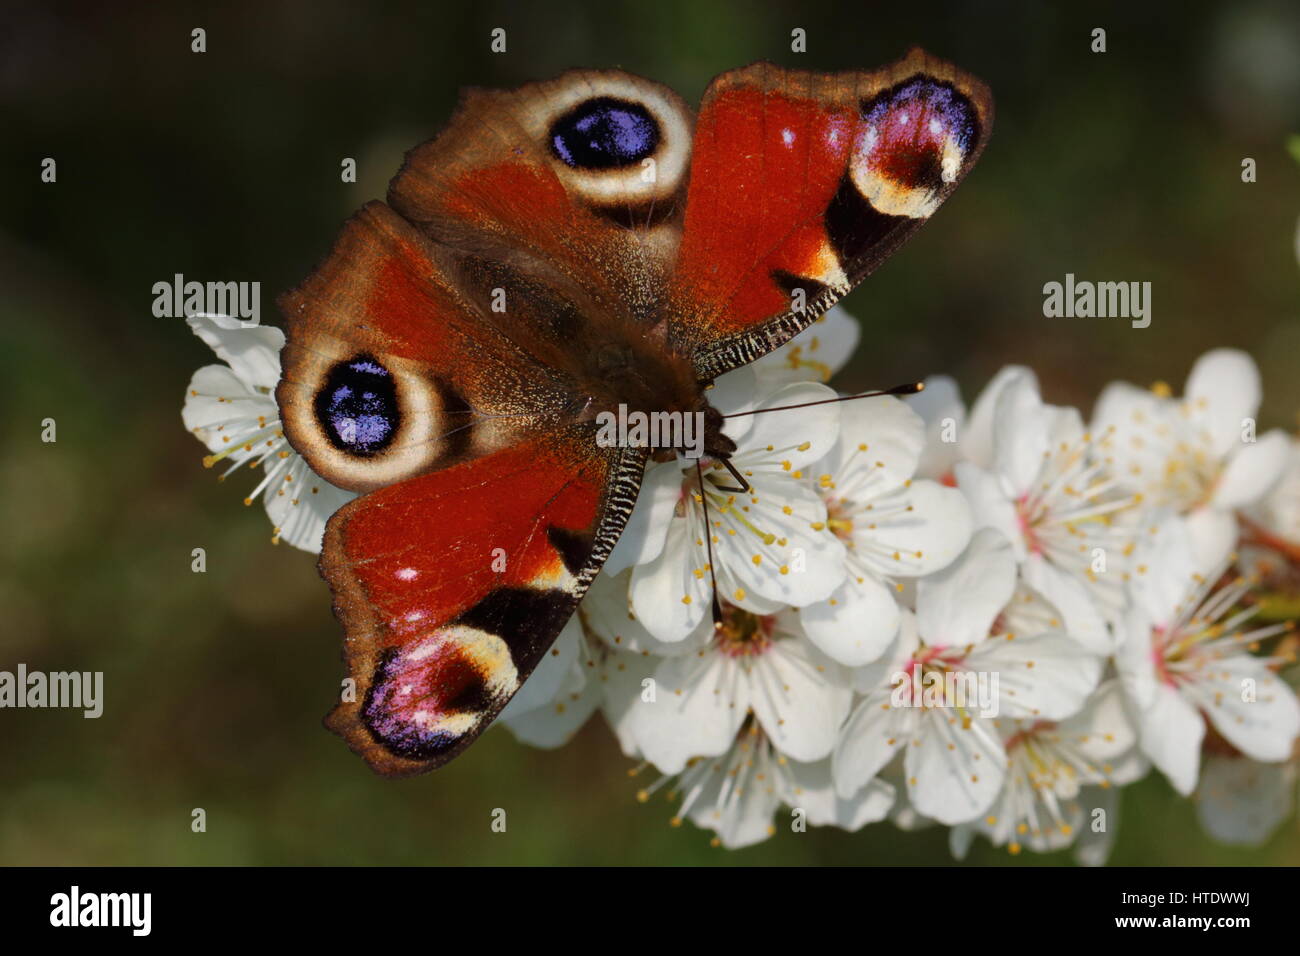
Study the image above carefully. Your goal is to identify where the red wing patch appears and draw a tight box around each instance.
[672,86,856,334]
[321,438,640,776]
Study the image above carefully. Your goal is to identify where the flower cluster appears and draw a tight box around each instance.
[184,304,1300,860]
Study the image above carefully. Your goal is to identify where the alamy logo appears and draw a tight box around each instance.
[595,405,706,459]
[50,886,151,936]
[1042,273,1151,328]
[890,667,999,718]
[152,273,261,327]
[0,664,102,718]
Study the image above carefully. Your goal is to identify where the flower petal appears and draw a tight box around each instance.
[1191,657,1300,763]
[583,569,711,657]
[800,574,901,667]
[916,527,1017,648]
[1115,606,1160,711]
[262,458,354,553]
[182,364,271,448]
[849,609,921,693]
[751,305,860,386]
[1196,755,1296,847]
[786,759,895,831]
[1056,679,1140,764]
[604,459,682,574]
[967,629,1103,721]
[859,479,973,577]
[751,638,852,762]
[740,380,842,472]
[1136,682,1205,796]
[992,372,1051,495]
[500,616,583,716]
[823,394,924,491]
[1021,554,1114,653]
[598,649,662,759]
[905,708,1006,825]
[630,653,750,774]
[1251,435,1300,544]
[905,374,965,481]
[1211,428,1290,510]
[709,365,759,441]
[1128,514,1199,626]
[185,312,284,392]
[955,462,1024,560]
[499,676,601,749]
[832,688,912,798]
[499,626,599,750]
[715,481,847,609]
[1184,507,1237,573]
[1185,348,1261,457]
[962,366,1037,470]
[683,742,785,849]
[628,511,710,642]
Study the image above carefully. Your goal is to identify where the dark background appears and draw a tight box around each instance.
[2,0,1298,864]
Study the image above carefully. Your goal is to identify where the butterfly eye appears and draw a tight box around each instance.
[278,349,454,494]
[550,97,659,170]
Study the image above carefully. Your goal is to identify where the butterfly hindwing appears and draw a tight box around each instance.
[321,439,645,776]
[668,50,993,378]
[276,201,573,494]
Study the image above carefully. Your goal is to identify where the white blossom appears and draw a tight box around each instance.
[182,313,353,551]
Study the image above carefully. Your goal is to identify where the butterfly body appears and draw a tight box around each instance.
[275,51,992,775]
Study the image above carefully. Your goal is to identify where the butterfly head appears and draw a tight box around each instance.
[575,331,737,464]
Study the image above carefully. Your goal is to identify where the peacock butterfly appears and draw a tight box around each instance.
[274,49,993,776]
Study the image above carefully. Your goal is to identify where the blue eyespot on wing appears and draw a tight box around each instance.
[549,97,660,170]
[314,356,399,456]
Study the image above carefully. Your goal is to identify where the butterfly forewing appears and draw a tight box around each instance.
[668,50,993,379]
[388,69,694,327]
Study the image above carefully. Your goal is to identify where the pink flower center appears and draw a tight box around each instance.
[1015,494,1043,555]
[714,607,776,658]
[1151,625,1178,687]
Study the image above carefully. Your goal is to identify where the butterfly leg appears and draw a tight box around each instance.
[695,460,727,629]
[710,456,751,494]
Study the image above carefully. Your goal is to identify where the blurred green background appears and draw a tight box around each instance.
[2,0,1299,865]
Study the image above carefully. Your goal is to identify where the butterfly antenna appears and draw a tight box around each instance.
[722,381,925,419]
[694,460,725,630]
